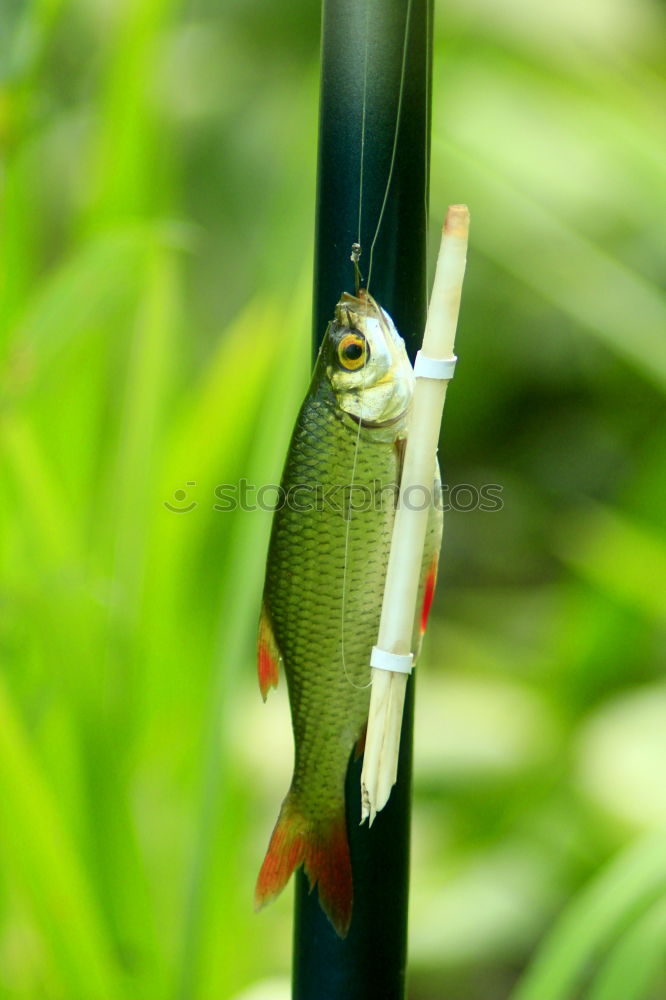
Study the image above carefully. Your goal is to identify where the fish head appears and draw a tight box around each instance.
[324,290,414,426]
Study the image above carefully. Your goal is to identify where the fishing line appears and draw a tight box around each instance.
[356,3,370,252]
[339,389,369,691]
[340,0,414,691]
[339,0,372,692]
[424,0,431,323]
[365,0,413,298]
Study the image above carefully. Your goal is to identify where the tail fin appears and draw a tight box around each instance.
[255,796,352,937]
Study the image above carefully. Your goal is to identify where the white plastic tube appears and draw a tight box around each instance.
[361,205,470,824]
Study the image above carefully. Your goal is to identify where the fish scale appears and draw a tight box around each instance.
[266,386,400,811]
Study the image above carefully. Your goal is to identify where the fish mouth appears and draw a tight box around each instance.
[336,289,381,326]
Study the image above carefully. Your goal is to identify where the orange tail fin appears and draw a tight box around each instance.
[255,796,352,937]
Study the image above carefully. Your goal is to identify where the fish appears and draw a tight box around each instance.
[254,289,442,936]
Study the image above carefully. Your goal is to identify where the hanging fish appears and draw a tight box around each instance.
[255,290,442,937]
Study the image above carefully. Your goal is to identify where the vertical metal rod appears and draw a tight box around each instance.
[293,1,433,997]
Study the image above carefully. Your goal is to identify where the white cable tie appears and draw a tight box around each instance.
[370,646,414,675]
[413,351,457,381]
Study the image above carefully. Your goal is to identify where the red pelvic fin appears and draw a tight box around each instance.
[255,798,353,938]
[257,603,280,701]
[420,554,439,635]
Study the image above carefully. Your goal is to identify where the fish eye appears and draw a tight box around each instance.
[338,332,367,371]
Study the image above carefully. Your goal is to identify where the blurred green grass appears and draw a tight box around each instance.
[1,0,665,997]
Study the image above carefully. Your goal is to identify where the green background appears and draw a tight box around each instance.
[1,0,665,997]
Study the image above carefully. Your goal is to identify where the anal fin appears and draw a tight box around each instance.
[354,723,367,762]
[257,603,280,701]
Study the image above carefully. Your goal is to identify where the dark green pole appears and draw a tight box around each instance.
[293,1,433,998]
